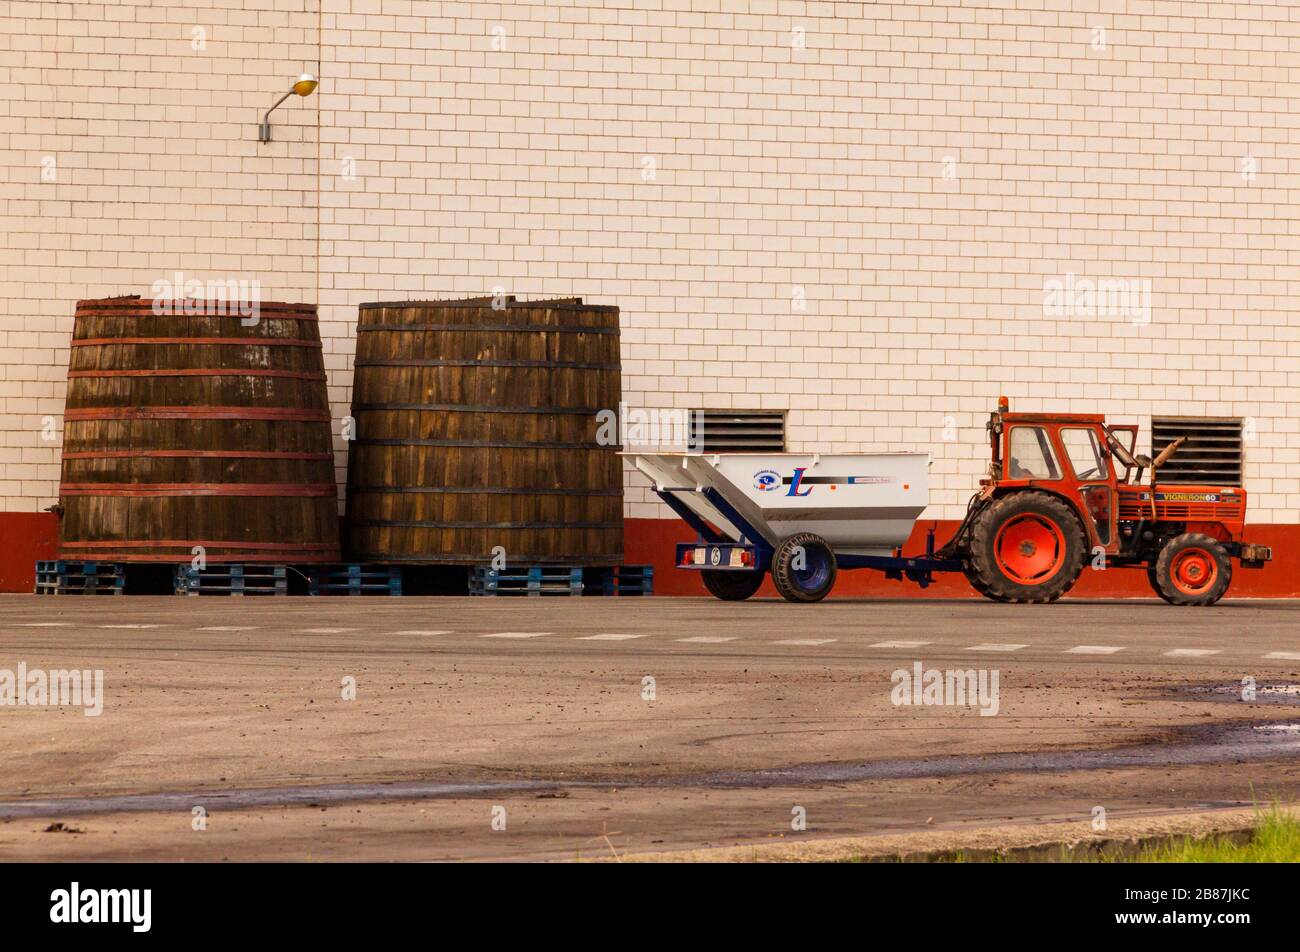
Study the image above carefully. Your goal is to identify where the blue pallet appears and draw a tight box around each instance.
[470,566,584,597]
[593,565,654,596]
[308,564,402,596]
[35,560,125,595]
[174,564,287,596]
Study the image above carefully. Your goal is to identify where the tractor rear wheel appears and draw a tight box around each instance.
[963,564,1005,602]
[771,533,837,603]
[966,492,1086,604]
[1151,533,1232,606]
[701,569,765,601]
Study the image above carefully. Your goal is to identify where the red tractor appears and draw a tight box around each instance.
[943,397,1271,605]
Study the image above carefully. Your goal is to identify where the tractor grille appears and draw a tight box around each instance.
[1118,497,1244,522]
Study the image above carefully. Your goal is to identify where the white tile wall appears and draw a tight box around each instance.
[2,1,1297,522]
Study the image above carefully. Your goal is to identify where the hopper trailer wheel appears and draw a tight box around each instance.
[1151,533,1232,606]
[701,569,765,601]
[967,492,1085,604]
[771,533,837,603]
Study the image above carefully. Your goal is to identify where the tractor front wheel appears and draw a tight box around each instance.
[701,569,765,601]
[771,533,837,603]
[966,492,1086,604]
[1151,533,1232,606]
[1147,566,1176,605]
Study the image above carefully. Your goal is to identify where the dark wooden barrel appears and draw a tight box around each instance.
[58,295,341,563]
[345,297,623,565]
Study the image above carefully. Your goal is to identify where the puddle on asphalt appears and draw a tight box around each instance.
[1,720,1298,821]
[1167,682,1300,706]
[692,721,1300,786]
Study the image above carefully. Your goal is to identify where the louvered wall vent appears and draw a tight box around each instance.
[1151,417,1243,487]
[692,410,787,452]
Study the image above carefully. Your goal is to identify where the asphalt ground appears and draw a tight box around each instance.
[1,595,1297,860]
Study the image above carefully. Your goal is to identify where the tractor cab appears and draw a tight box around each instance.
[982,398,1126,555]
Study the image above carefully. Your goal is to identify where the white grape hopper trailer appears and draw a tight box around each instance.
[628,451,961,602]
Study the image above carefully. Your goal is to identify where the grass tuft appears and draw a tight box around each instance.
[892,802,1300,863]
[1134,804,1300,863]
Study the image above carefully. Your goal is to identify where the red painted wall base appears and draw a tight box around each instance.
[0,513,59,592]
[625,517,1300,599]
[2,512,1297,597]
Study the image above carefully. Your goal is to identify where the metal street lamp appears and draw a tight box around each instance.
[258,73,318,143]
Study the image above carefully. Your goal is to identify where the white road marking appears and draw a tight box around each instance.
[869,640,931,649]
[966,643,1028,652]
[774,638,837,646]
[1264,651,1300,661]
[677,636,737,644]
[1164,648,1221,657]
[198,626,258,632]
[482,632,551,639]
[100,624,165,629]
[300,628,358,634]
[578,634,644,641]
[18,622,72,627]
[1066,645,1125,655]
[394,629,451,636]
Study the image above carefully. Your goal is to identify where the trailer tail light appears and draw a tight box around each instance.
[681,549,694,566]
[740,550,754,566]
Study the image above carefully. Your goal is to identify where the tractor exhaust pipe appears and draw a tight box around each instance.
[1148,436,1187,520]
